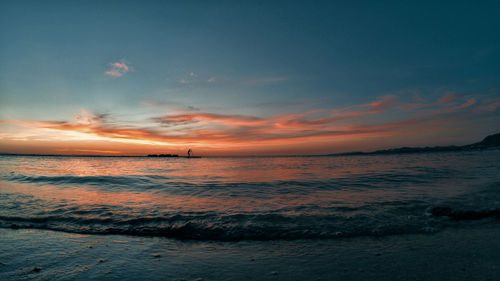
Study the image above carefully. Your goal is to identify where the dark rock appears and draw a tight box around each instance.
[430,206,500,220]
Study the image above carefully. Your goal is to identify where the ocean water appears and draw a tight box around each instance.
[1,151,499,241]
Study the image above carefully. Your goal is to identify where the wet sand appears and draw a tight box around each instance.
[1,223,499,281]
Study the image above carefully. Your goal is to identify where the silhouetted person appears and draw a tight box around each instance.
[187,148,192,158]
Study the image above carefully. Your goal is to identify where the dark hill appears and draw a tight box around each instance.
[328,132,500,156]
[464,133,500,149]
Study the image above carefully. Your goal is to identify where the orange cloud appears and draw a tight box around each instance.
[333,95,398,117]
[437,93,458,104]
[0,110,438,148]
[441,98,476,113]
[398,93,479,113]
[486,100,500,112]
[1,93,493,155]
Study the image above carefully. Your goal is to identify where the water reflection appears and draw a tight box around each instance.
[1,152,499,240]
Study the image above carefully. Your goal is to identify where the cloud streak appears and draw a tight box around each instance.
[441,98,476,113]
[0,93,493,154]
[105,60,130,77]
[333,95,398,117]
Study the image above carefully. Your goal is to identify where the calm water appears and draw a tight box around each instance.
[1,151,499,241]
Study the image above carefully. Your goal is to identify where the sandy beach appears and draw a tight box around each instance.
[1,223,498,281]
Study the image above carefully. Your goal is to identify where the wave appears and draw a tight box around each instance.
[1,155,498,241]
[4,170,452,193]
[7,174,167,187]
[1,205,498,241]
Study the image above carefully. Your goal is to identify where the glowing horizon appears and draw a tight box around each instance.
[1,93,498,156]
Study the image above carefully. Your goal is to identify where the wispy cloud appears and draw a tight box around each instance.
[333,95,398,117]
[178,72,199,84]
[72,109,108,125]
[485,100,500,112]
[437,93,459,104]
[105,60,130,77]
[441,98,476,113]
[154,113,265,127]
[172,73,290,88]
[142,101,200,112]
[398,92,478,113]
[1,93,495,153]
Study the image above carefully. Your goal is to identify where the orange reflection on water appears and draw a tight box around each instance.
[0,154,473,216]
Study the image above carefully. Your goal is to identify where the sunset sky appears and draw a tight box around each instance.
[1,0,499,156]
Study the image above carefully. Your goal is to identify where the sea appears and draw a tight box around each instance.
[1,150,499,241]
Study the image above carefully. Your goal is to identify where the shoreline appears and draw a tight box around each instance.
[1,223,499,281]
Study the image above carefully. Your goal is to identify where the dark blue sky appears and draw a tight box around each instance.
[1,0,499,155]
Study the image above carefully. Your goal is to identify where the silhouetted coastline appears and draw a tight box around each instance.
[328,132,500,156]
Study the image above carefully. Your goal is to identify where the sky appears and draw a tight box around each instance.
[1,0,499,156]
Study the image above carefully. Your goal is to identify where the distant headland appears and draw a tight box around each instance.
[327,132,500,156]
